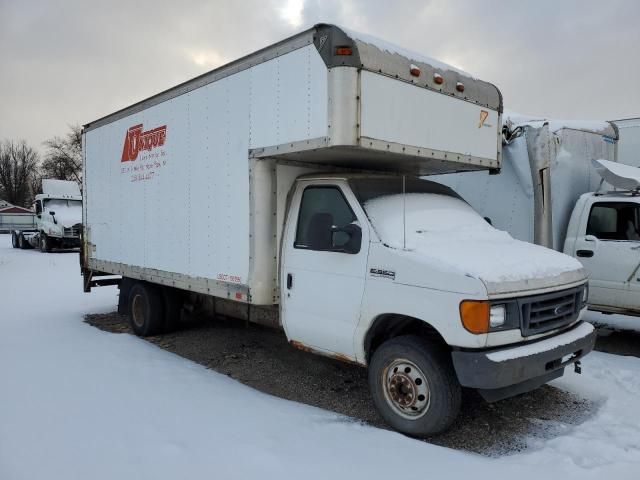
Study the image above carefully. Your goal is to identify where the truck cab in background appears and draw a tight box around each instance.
[12,179,82,252]
[564,160,640,315]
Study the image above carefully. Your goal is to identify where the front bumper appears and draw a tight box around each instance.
[451,321,596,402]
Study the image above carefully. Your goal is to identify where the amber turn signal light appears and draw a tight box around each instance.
[335,46,353,55]
[460,300,490,334]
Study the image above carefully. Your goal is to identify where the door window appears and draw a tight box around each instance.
[587,202,640,241]
[295,186,358,251]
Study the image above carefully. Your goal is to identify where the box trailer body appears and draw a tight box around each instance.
[613,117,640,168]
[434,115,640,316]
[82,25,594,437]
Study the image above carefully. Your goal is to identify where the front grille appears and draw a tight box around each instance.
[520,287,583,336]
[63,226,80,237]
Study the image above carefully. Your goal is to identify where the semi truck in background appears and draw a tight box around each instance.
[434,114,640,317]
[12,179,82,252]
[81,24,595,437]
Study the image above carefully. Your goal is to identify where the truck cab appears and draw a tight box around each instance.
[14,179,82,252]
[565,160,640,315]
[281,173,594,435]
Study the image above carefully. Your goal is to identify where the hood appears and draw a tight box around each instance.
[44,199,82,228]
[364,193,586,296]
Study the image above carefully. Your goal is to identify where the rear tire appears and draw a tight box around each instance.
[18,233,27,249]
[163,287,184,332]
[127,282,166,337]
[11,232,19,248]
[368,335,461,437]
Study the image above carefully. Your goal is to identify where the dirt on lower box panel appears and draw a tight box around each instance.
[85,312,595,456]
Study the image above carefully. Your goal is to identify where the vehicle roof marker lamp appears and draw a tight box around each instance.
[460,301,506,334]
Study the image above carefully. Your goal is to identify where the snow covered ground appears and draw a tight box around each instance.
[1,234,639,479]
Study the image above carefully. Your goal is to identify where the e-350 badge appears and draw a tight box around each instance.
[370,268,396,280]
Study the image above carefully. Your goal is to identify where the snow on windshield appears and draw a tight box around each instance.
[364,193,583,283]
[44,199,82,227]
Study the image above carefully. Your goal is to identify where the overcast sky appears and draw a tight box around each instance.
[1,0,638,151]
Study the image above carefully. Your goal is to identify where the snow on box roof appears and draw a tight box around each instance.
[504,109,617,137]
[42,179,81,197]
[324,24,502,112]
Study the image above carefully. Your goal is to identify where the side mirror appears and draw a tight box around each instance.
[49,211,57,225]
[49,211,56,216]
[331,224,362,254]
[36,214,41,219]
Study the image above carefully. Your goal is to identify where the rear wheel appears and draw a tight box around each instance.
[368,335,461,437]
[11,232,19,248]
[128,282,166,337]
[18,233,27,249]
[163,287,184,332]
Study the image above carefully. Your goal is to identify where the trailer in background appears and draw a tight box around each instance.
[612,117,640,168]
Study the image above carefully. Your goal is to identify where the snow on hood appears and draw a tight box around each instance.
[44,199,82,228]
[364,193,585,293]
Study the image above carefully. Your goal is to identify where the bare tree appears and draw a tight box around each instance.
[42,125,82,184]
[0,140,39,207]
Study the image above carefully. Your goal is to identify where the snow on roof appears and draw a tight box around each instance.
[340,25,474,78]
[593,158,640,190]
[504,109,614,135]
[42,179,81,197]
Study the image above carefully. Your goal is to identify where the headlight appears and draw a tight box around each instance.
[582,285,589,304]
[489,305,506,328]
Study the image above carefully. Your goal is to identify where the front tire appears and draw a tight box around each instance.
[40,233,51,253]
[11,232,19,248]
[128,282,166,337]
[368,335,461,437]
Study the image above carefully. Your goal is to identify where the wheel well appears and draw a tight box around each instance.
[364,314,447,363]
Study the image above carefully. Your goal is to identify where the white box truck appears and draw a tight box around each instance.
[82,24,595,437]
[434,114,640,317]
[12,179,82,251]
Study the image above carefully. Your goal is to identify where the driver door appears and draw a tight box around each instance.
[281,181,369,359]
[572,200,640,311]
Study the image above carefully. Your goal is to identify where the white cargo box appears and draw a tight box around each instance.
[83,24,503,304]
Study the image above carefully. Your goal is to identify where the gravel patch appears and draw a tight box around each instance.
[85,312,595,456]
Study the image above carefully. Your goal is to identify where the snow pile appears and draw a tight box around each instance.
[504,109,612,134]
[1,234,639,479]
[585,311,640,333]
[364,193,584,284]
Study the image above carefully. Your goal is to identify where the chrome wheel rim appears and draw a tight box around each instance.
[382,358,431,419]
[131,294,146,328]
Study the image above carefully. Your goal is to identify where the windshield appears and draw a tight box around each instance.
[44,199,82,211]
[349,177,492,248]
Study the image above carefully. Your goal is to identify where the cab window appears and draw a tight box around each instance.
[586,202,640,241]
[295,186,357,251]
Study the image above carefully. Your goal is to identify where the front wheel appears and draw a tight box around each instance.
[368,335,461,437]
[11,232,19,248]
[40,233,51,253]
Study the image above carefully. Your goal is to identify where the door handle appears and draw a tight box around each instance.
[286,273,293,290]
[576,250,594,258]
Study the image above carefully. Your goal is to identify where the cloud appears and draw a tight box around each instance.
[0,0,638,151]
